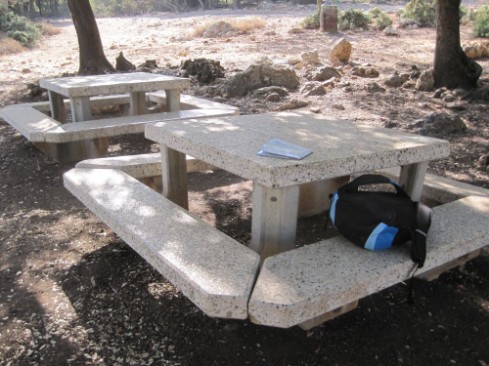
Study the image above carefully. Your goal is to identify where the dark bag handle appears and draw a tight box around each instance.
[340,174,410,198]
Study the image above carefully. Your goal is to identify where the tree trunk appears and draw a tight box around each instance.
[67,0,115,75]
[433,0,481,89]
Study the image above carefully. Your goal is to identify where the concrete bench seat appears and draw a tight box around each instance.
[63,168,260,319]
[42,108,237,143]
[28,92,238,114]
[248,195,489,329]
[76,152,216,179]
[0,104,59,142]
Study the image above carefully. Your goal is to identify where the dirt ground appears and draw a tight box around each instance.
[1,2,489,366]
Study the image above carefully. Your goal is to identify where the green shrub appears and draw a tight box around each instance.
[4,14,41,47]
[302,10,320,29]
[369,7,392,30]
[398,0,436,27]
[339,8,371,30]
[474,5,489,37]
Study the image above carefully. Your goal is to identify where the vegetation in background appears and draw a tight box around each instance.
[398,0,436,27]
[193,17,266,38]
[302,10,320,29]
[368,7,392,30]
[474,5,489,38]
[0,5,41,47]
[339,8,371,30]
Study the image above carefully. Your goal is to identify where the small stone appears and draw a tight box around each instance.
[416,68,434,91]
[277,99,310,111]
[332,104,345,110]
[308,66,341,82]
[329,38,352,65]
[300,81,326,96]
[384,26,398,36]
[385,72,410,87]
[367,82,386,93]
[301,51,320,66]
[478,154,489,168]
[364,67,380,78]
[266,93,281,102]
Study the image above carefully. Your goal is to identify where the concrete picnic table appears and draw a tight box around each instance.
[38,72,190,161]
[145,111,451,259]
[40,72,190,122]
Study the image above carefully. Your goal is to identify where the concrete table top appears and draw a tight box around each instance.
[145,111,450,188]
[40,72,190,98]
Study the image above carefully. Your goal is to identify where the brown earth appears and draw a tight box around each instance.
[1,3,488,366]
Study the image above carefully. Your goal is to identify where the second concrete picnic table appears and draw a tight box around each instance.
[39,72,190,161]
[145,112,450,259]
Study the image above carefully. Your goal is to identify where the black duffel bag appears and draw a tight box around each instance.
[329,174,431,267]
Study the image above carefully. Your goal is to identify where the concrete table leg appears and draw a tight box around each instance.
[48,91,66,122]
[399,161,428,201]
[130,91,148,115]
[250,183,300,260]
[160,145,189,210]
[298,176,349,218]
[165,89,181,112]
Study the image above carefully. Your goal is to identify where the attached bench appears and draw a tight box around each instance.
[0,100,237,163]
[63,168,260,319]
[248,195,489,329]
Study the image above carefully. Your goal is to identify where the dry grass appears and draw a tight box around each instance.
[192,17,266,38]
[37,21,61,36]
[0,35,25,56]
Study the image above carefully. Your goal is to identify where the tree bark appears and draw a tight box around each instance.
[433,0,481,89]
[67,0,115,75]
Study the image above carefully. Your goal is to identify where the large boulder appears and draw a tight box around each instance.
[181,58,225,83]
[221,64,300,98]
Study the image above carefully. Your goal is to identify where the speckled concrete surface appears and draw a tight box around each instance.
[248,195,489,328]
[43,108,237,142]
[76,153,215,178]
[63,168,260,319]
[40,72,190,98]
[145,111,451,188]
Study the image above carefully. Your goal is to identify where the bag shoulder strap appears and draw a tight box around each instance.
[410,202,431,268]
[340,174,410,198]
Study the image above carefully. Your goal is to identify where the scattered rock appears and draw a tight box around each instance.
[402,80,416,89]
[432,87,447,99]
[309,106,321,113]
[181,58,225,83]
[329,38,352,65]
[463,41,489,60]
[332,104,345,110]
[442,93,456,103]
[251,86,289,98]
[265,93,281,102]
[138,59,159,71]
[415,68,434,91]
[300,81,326,96]
[478,154,489,169]
[21,68,31,74]
[115,52,136,72]
[307,66,341,82]
[301,51,320,66]
[446,102,467,111]
[414,112,466,135]
[351,66,379,78]
[221,64,299,98]
[384,72,410,87]
[384,26,398,37]
[366,82,386,93]
[277,98,309,111]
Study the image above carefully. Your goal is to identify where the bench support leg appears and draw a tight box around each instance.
[299,301,359,330]
[250,184,299,260]
[68,96,108,161]
[161,145,189,210]
[417,249,482,281]
[399,161,428,201]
